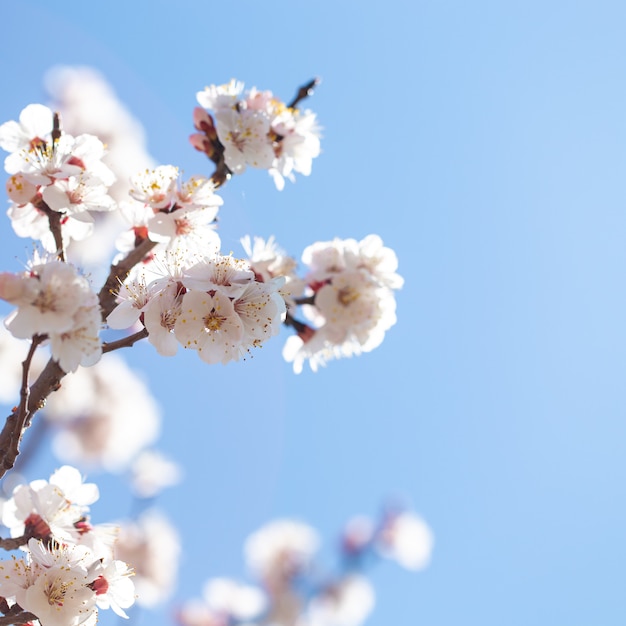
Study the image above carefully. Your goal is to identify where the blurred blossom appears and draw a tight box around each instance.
[114,508,181,607]
[43,352,161,472]
[376,511,434,571]
[130,449,183,498]
[304,575,375,626]
[341,516,375,557]
[203,577,267,621]
[244,519,320,584]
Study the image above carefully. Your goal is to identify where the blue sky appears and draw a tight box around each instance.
[2,1,626,625]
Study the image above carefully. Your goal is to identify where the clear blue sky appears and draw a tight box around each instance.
[2,1,626,625]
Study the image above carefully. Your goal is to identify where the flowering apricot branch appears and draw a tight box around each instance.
[0,72,416,626]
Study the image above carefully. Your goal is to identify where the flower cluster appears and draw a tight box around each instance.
[0,256,101,372]
[0,466,135,626]
[117,165,223,257]
[0,104,116,253]
[280,235,404,373]
[107,250,286,363]
[177,510,432,626]
[192,80,321,190]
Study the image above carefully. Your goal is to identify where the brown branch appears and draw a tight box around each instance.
[102,328,149,354]
[51,112,62,144]
[292,295,316,306]
[287,78,320,109]
[33,198,65,262]
[98,238,157,321]
[0,534,31,551]
[283,312,311,334]
[0,355,65,479]
[0,610,38,626]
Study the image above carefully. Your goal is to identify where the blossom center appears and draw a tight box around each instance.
[203,313,225,332]
[45,577,72,607]
[337,286,359,307]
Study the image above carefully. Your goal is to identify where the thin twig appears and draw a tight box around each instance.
[102,328,149,354]
[98,238,157,321]
[291,295,316,306]
[0,611,38,626]
[0,534,31,551]
[0,356,64,479]
[283,312,310,334]
[287,78,320,109]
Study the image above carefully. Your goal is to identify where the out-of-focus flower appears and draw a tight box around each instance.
[130,449,183,499]
[114,509,180,608]
[304,575,375,626]
[244,519,320,583]
[376,511,434,571]
[203,578,267,621]
[43,353,161,471]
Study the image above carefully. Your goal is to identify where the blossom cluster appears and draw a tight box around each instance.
[117,164,223,257]
[107,250,287,363]
[177,510,433,626]
[241,234,403,373]
[0,256,101,372]
[0,104,116,253]
[0,465,135,626]
[192,80,321,190]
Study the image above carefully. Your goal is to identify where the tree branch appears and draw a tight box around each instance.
[98,238,157,321]
[102,328,149,353]
[0,609,38,626]
[0,534,31,551]
[0,354,65,479]
[288,78,320,109]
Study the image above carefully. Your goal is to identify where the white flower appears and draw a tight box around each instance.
[0,103,53,154]
[49,300,102,373]
[244,519,319,581]
[142,280,184,356]
[0,540,98,626]
[174,290,244,364]
[2,466,98,543]
[203,578,266,622]
[234,278,286,344]
[147,204,221,254]
[182,254,254,298]
[129,165,179,210]
[114,510,180,608]
[376,511,434,571]
[305,575,375,626]
[215,108,275,174]
[44,353,161,472]
[196,79,244,112]
[90,559,136,618]
[3,260,93,338]
[42,175,116,219]
[130,449,182,499]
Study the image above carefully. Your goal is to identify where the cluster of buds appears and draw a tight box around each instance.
[177,509,432,626]
[0,466,135,626]
[191,79,321,190]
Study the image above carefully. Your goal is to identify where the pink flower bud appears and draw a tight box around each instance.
[0,272,29,304]
[6,174,38,205]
